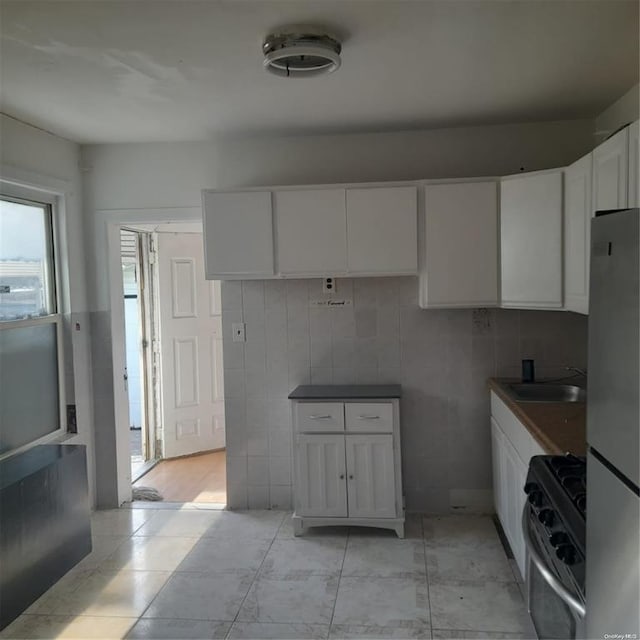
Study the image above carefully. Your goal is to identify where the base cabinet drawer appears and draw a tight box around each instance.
[345,402,393,432]
[296,402,344,432]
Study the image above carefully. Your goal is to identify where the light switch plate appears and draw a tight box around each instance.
[232,322,246,342]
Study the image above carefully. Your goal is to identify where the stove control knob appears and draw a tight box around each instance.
[524,482,538,495]
[528,491,544,508]
[538,509,555,527]
[556,544,577,566]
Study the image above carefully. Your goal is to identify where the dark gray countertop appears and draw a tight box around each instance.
[288,384,402,400]
[0,444,86,490]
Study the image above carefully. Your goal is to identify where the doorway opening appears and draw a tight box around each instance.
[116,224,226,505]
[120,229,157,481]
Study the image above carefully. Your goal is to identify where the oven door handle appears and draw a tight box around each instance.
[522,505,586,619]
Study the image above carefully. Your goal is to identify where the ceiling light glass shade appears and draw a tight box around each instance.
[263,31,342,78]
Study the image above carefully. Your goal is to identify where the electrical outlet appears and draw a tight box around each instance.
[232,322,246,342]
[323,277,335,294]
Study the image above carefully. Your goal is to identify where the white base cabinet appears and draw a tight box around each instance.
[491,392,545,579]
[291,390,404,537]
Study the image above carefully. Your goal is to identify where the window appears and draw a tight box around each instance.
[0,194,65,458]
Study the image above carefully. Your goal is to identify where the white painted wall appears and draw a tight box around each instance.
[0,114,95,505]
[81,117,595,506]
[0,108,626,509]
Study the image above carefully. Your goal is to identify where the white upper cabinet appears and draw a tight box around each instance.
[346,186,417,275]
[592,126,629,212]
[500,170,563,309]
[420,181,498,308]
[628,120,639,208]
[202,190,274,278]
[275,189,347,275]
[564,154,593,315]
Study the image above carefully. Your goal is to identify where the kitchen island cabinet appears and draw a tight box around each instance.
[289,385,404,538]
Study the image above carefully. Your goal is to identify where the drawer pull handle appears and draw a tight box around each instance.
[309,415,332,420]
[358,415,380,420]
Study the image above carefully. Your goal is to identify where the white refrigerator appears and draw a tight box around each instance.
[586,208,640,637]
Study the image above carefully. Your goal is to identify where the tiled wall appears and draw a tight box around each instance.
[90,310,120,508]
[221,277,588,512]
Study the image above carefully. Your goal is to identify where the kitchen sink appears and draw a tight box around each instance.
[507,383,586,403]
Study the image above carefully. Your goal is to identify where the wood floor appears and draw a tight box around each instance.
[133,450,226,503]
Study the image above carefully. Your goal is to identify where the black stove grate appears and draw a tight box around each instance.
[546,456,587,518]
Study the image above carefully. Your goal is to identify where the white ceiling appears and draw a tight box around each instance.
[1,0,638,143]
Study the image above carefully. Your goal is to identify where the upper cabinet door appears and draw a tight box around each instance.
[592,126,629,212]
[346,186,417,274]
[275,189,347,275]
[564,154,593,315]
[421,181,498,308]
[628,120,639,208]
[500,170,563,309]
[202,190,274,278]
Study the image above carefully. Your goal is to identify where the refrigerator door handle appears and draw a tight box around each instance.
[521,506,586,619]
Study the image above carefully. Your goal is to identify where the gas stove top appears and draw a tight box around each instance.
[547,455,587,519]
[525,454,586,599]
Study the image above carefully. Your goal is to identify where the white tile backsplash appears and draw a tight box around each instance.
[248,456,269,485]
[221,277,587,512]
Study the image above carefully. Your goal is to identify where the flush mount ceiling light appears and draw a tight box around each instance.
[262,27,341,78]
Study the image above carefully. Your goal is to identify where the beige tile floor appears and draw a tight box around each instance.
[1,508,536,639]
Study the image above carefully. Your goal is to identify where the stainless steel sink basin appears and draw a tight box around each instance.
[507,383,586,403]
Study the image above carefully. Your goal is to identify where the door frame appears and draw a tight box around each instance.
[104,208,201,505]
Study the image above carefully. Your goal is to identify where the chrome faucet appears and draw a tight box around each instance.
[566,366,587,377]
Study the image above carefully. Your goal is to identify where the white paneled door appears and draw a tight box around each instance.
[295,434,348,517]
[345,434,396,518]
[157,233,224,459]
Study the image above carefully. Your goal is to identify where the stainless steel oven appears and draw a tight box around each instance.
[523,505,585,639]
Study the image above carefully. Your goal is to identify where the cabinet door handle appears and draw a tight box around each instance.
[349,474,354,480]
[357,415,380,420]
[309,415,332,420]
[339,474,345,479]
